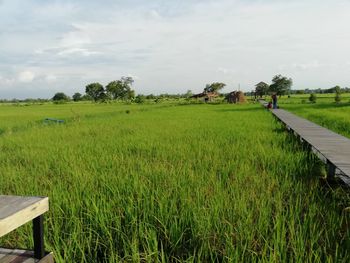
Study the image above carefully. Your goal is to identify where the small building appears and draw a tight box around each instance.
[226,91,246,104]
[191,92,219,102]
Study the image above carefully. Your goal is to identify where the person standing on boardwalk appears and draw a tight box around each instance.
[272,94,277,109]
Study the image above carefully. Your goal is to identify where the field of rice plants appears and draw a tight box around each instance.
[0,102,349,262]
[277,94,350,138]
[278,93,350,105]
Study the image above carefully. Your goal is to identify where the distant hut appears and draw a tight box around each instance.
[226,91,246,104]
[191,92,219,102]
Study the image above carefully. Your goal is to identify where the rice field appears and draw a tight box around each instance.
[0,102,349,262]
[277,94,350,138]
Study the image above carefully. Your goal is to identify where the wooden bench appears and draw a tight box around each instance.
[0,195,53,262]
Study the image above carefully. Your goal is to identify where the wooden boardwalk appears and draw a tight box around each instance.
[0,248,53,263]
[271,108,350,185]
[0,195,53,262]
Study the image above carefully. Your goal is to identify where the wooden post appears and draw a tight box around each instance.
[327,160,336,179]
[33,215,45,259]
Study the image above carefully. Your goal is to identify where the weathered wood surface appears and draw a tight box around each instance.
[0,196,49,237]
[0,248,53,263]
[271,109,350,179]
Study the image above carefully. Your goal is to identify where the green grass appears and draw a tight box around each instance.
[0,102,349,262]
[275,94,350,138]
[277,93,350,104]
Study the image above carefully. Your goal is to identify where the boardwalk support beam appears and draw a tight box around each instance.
[33,215,45,259]
[327,161,336,180]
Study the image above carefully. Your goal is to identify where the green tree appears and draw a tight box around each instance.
[72,92,82,102]
[85,82,105,102]
[255,82,269,98]
[334,86,342,103]
[185,90,193,98]
[52,92,69,101]
[204,82,226,93]
[309,93,317,103]
[106,77,135,100]
[146,94,155,100]
[128,90,135,100]
[81,94,92,101]
[269,75,293,96]
[134,94,145,104]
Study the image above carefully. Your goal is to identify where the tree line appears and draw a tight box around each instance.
[53,76,135,102]
[308,86,344,104]
[291,86,350,95]
[254,75,293,98]
[2,73,348,103]
[253,74,349,98]
[51,77,196,103]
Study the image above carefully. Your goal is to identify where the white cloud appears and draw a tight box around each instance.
[0,75,14,86]
[217,67,229,74]
[18,71,35,83]
[147,10,162,20]
[33,2,77,19]
[60,27,91,47]
[292,61,322,71]
[57,47,100,57]
[217,67,236,74]
[45,74,57,83]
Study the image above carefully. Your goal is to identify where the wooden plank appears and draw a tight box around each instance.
[0,248,53,263]
[0,248,33,262]
[0,196,49,237]
[38,252,54,263]
[22,258,37,263]
[270,108,350,184]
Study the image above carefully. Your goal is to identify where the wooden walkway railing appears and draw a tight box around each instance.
[269,107,350,185]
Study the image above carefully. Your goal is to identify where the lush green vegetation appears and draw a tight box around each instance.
[0,102,349,262]
[276,94,350,138]
[264,93,350,105]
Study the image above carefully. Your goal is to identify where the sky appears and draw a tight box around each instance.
[1,0,350,99]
